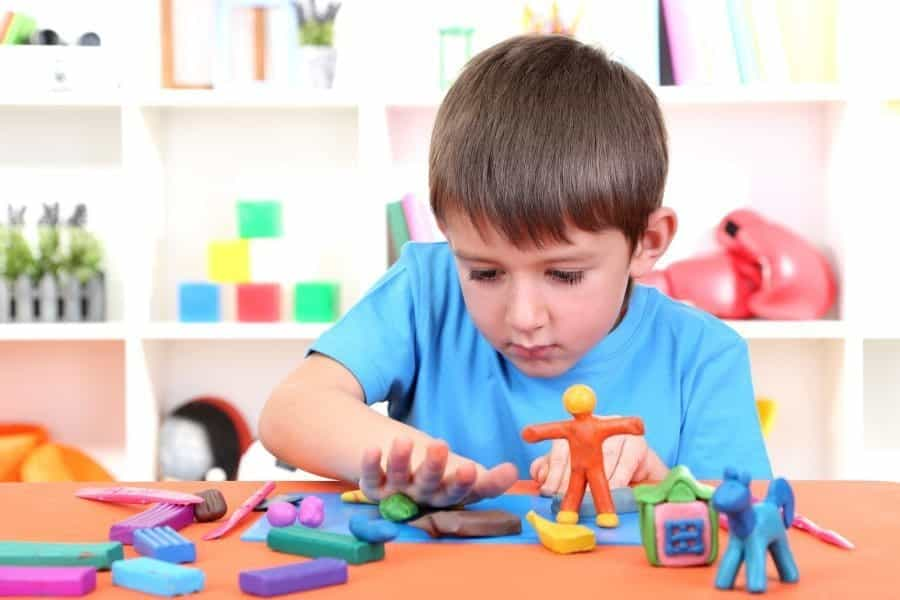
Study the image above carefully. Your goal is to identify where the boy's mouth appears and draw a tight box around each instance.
[508,343,556,360]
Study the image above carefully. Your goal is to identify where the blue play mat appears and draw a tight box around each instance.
[241,493,640,545]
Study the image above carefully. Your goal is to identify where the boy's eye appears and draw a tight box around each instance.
[469,269,500,282]
[548,270,584,285]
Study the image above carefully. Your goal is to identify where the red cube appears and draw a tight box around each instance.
[237,283,281,322]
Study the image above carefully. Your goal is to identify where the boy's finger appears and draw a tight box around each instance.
[608,437,642,489]
[474,462,518,499]
[360,447,386,499]
[385,437,414,489]
[529,455,547,482]
[540,441,568,496]
[412,441,449,498]
[437,462,477,506]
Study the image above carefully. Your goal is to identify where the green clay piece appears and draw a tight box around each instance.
[0,541,124,570]
[267,525,385,565]
[378,493,420,522]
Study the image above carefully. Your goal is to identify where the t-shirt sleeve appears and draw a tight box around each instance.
[307,251,419,408]
[677,337,773,480]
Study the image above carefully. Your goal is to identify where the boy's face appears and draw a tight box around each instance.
[444,215,638,378]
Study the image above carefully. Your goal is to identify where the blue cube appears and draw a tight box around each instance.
[178,282,221,322]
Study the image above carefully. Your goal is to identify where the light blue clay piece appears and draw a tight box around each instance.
[348,514,399,543]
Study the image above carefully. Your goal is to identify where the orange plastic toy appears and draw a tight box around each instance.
[521,385,644,528]
[0,423,113,482]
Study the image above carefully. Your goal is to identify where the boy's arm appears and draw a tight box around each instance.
[521,422,568,443]
[259,353,516,504]
[677,337,773,479]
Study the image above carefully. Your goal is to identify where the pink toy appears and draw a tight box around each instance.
[0,566,96,596]
[266,501,298,527]
[202,480,275,541]
[76,486,204,505]
[298,496,325,528]
[716,209,837,319]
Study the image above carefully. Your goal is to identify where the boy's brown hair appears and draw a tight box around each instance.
[429,34,668,251]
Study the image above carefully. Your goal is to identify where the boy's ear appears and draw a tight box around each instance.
[629,207,677,278]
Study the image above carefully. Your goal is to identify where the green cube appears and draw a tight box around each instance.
[294,281,339,322]
[237,200,283,239]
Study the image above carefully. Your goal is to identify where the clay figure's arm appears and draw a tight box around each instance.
[600,417,644,438]
[521,422,569,443]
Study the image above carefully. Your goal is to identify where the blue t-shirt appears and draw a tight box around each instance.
[310,242,772,480]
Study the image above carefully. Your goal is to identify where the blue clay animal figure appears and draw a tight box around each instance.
[713,467,799,593]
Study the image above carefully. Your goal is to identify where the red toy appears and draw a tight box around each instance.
[521,384,643,528]
[237,283,281,322]
[638,209,836,320]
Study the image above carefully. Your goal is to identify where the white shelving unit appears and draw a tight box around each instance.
[2,1,899,483]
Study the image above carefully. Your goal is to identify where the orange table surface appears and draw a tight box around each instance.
[1,480,898,599]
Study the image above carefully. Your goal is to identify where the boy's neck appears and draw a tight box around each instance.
[610,278,633,333]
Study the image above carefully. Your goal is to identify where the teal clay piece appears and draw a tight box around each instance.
[378,493,420,522]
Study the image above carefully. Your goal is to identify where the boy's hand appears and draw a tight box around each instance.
[360,438,518,508]
[529,427,668,496]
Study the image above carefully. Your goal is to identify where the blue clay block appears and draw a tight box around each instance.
[134,526,196,564]
[349,514,399,543]
[112,557,204,597]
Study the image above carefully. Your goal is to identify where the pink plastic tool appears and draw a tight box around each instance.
[0,566,96,596]
[202,481,275,541]
[76,486,204,505]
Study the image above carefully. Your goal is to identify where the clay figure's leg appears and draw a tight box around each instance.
[557,469,587,524]
[586,466,617,527]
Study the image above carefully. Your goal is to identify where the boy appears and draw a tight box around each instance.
[259,34,771,509]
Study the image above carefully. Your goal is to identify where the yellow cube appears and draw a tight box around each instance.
[208,239,251,283]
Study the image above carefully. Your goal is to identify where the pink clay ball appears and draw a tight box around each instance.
[266,501,298,527]
[298,495,325,527]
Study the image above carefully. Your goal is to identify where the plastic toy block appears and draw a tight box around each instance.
[193,489,227,523]
[267,525,385,565]
[177,283,221,323]
[237,283,281,322]
[208,240,251,283]
[713,469,799,593]
[293,281,339,322]
[238,200,283,239]
[0,541,123,570]
[112,557,204,597]
[134,526,196,564]
[239,558,348,597]
[378,493,419,522]
[340,489,374,505]
[110,503,195,545]
[349,515,399,543]
[298,496,324,527]
[0,566,96,596]
[525,511,596,554]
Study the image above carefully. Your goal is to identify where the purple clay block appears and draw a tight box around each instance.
[239,558,347,597]
[0,566,96,596]
[266,502,298,528]
[110,503,196,545]
[298,496,325,528]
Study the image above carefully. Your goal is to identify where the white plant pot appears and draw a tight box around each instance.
[300,45,336,89]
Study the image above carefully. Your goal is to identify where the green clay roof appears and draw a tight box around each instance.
[633,465,714,505]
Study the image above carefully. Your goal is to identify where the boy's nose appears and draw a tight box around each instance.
[505,286,548,333]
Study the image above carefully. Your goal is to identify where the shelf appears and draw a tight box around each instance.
[141,322,332,340]
[139,89,359,109]
[725,320,847,340]
[0,91,122,108]
[0,323,127,341]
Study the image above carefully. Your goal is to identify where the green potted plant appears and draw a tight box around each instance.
[36,203,64,321]
[294,0,341,88]
[3,206,37,322]
[59,204,105,321]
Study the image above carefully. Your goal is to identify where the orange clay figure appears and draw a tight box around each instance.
[521,384,644,528]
